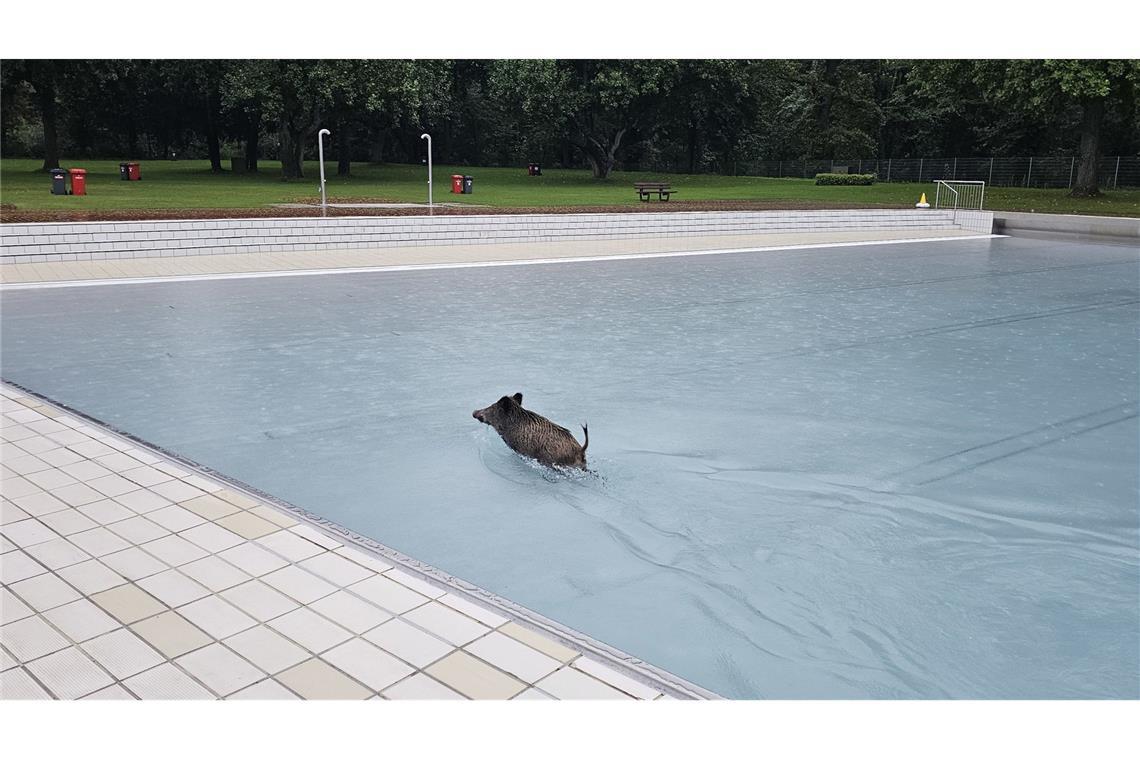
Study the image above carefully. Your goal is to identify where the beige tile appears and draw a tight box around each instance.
[180,494,240,520]
[131,611,212,658]
[499,622,579,663]
[425,651,526,699]
[276,659,371,700]
[248,505,297,528]
[215,511,279,539]
[90,583,167,624]
[214,489,260,510]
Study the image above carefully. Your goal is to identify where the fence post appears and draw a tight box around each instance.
[887,158,892,182]
[778,160,782,177]
[952,157,957,179]
[1026,156,1033,187]
[918,158,923,183]
[988,157,994,186]
[803,161,807,179]
[1068,157,1075,188]
[1114,156,1121,189]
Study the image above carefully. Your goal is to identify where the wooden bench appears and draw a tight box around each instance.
[634,181,676,201]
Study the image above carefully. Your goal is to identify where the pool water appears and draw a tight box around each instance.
[2,235,1137,698]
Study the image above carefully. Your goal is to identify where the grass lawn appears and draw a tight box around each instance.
[2,158,1137,217]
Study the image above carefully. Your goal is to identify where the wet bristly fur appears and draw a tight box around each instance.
[472,393,588,469]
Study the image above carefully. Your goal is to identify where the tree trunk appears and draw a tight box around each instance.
[244,111,259,172]
[279,121,303,180]
[582,129,626,179]
[37,73,60,171]
[687,120,698,175]
[1071,96,1104,197]
[205,86,223,173]
[336,120,351,177]
[368,125,386,163]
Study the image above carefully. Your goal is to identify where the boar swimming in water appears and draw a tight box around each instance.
[472,393,588,470]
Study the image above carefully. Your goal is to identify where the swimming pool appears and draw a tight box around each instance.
[2,235,1137,698]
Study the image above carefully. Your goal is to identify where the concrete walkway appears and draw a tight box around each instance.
[0,228,975,285]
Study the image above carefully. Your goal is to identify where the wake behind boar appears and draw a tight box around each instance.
[472,393,588,470]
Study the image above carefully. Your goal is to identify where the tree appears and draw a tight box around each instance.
[5,60,63,171]
[923,60,1140,196]
[224,61,335,179]
[490,60,679,178]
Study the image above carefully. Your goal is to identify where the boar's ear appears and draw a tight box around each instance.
[497,396,513,410]
[512,393,523,404]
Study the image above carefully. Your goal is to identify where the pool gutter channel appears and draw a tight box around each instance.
[2,378,722,701]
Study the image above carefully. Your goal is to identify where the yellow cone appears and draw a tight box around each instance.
[919,193,927,204]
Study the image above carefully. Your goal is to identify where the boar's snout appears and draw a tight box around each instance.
[472,409,486,423]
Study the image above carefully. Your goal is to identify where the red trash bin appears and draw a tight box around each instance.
[450,174,464,194]
[68,168,87,196]
[127,162,141,181]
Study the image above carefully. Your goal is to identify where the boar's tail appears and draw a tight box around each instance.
[581,423,589,453]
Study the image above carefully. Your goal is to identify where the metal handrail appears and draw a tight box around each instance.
[934,179,985,225]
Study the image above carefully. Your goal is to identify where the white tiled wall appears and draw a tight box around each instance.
[0,210,987,264]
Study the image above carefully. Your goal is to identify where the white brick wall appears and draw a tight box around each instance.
[1,210,987,264]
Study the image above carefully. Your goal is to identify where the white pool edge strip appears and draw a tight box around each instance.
[3,378,721,700]
[0,234,1006,290]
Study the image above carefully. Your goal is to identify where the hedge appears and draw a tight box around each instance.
[814,173,876,186]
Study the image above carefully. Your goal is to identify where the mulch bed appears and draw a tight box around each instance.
[0,199,901,224]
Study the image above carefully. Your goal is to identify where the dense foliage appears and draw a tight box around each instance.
[2,59,1137,194]
[814,173,876,185]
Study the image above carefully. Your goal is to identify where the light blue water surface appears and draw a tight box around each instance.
[2,236,1138,698]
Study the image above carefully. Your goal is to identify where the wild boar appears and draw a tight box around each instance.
[472,392,588,470]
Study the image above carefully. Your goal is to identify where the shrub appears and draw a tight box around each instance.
[814,173,876,186]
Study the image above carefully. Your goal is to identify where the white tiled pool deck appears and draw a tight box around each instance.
[0,385,704,700]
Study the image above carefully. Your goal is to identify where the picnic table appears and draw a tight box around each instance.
[634,181,676,201]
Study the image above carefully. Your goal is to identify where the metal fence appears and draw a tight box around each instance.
[735,156,1139,189]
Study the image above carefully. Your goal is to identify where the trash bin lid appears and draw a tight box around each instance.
[69,168,87,175]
